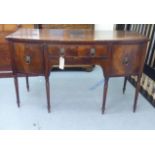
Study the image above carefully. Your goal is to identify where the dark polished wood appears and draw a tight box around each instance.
[14,76,20,107]
[6,29,148,43]
[133,75,141,112]
[45,76,50,113]
[6,28,148,113]
[41,24,94,30]
[123,77,128,94]
[102,77,109,114]
[26,76,29,91]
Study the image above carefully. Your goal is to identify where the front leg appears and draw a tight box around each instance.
[123,76,128,94]
[102,77,109,114]
[26,76,30,92]
[133,75,141,112]
[45,76,51,113]
[14,76,20,107]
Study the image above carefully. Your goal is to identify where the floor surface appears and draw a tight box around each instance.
[0,66,154,130]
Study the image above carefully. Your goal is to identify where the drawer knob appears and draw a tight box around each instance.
[24,55,31,64]
[60,48,65,56]
[90,48,96,56]
[122,57,129,65]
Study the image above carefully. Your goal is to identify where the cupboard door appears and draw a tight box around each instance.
[111,44,144,76]
[14,43,44,75]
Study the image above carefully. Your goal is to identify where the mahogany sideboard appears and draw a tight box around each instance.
[6,28,148,113]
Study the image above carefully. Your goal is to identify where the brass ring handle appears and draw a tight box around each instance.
[122,57,129,65]
[90,48,96,56]
[60,48,65,56]
[24,55,31,64]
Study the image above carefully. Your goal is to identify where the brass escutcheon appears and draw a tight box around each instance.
[24,55,31,64]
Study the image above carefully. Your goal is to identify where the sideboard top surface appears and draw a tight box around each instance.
[6,28,148,43]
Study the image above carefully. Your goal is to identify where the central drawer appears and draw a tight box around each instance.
[47,45,108,58]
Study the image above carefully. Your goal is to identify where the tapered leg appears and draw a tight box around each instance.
[133,76,141,112]
[26,76,30,92]
[123,77,128,94]
[14,76,20,107]
[102,77,109,114]
[45,76,51,113]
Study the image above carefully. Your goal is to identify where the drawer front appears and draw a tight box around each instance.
[48,45,109,67]
[111,44,143,76]
[48,45,108,58]
[14,43,44,74]
[0,44,11,71]
[77,45,108,58]
[48,45,77,57]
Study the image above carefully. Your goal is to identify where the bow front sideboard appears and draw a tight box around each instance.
[6,29,148,113]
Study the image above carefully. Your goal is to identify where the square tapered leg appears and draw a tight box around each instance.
[133,76,141,112]
[14,76,20,107]
[45,76,51,113]
[102,77,109,114]
[26,76,30,92]
[123,77,128,94]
